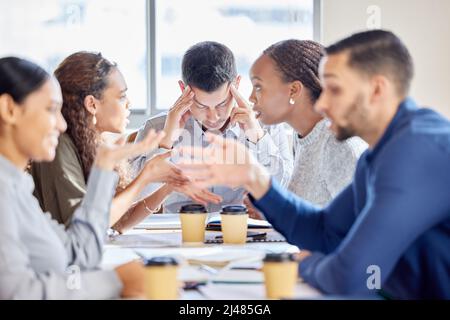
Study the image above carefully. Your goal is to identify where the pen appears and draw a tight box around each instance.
[199,264,219,275]
[133,250,147,261]
[230,266,261,271]
[215,232,267,239]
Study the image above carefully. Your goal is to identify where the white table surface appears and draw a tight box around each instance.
[102,228,322,300]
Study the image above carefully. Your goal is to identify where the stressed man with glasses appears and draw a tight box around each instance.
[132,41,293,213]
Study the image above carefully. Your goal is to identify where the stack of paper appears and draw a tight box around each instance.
[134,214,182,230]
[107,229,182,248]
[199,282,321,300]
[187,248,265,268]
[211,269,264,284]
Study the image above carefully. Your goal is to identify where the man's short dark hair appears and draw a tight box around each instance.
[326,30,414,97]
[182,41,237,92]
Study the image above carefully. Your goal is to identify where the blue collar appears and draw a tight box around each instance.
[366,97,418,162]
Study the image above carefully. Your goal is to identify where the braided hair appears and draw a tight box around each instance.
[263,39,325,102]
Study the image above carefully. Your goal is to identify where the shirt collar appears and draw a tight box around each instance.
[0,154,34,190]
[366,97,418,162]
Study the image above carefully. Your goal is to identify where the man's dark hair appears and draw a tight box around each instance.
[326,30,414,97]
[182,41,237,92]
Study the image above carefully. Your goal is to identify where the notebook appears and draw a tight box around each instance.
[204,230,286,244]
[134,214,181,230]
[135,213,272,230]
[185,248,265,268]
[205,212,272,231]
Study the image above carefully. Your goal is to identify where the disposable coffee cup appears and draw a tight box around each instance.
[220,205,248,244]
[262,253,298,299]
[179,204,207,243]
[144,256,179,300]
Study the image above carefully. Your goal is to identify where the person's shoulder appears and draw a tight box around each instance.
[134,112,170,144]
[39,133,84,183]
[0,182,17,227]
[57,132,77,152]
[54,133,81,164]
[260,123,291,142]
[372,107,450,174]
[30,133,78,174]
[398,107,450,156]
[139,112,168,131]
[410,107,450,136]
[343,136,368,158]
[262,122,287,133]
[322,127,367,161]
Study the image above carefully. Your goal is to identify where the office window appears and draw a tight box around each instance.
[0,0,148,111]
[154,0,317,114]
[0,0,319,123]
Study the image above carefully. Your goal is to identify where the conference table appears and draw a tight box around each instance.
[101,214,322,300]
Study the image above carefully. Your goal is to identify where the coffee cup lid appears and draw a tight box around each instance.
[263,252,296,262]
[144,256,179,266]
[179,203,207,213]
[221,205,248,215]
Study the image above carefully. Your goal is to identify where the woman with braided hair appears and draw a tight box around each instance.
[248,39,367,207]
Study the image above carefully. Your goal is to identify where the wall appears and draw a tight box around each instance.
[320,0,450,117]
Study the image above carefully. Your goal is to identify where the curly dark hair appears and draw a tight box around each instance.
[263,39,325,103]
[54,51,117,181]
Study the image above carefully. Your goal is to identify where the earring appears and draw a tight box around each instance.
[92,114,97,126]
[289,98,295,105]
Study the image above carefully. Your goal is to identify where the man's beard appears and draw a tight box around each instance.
[335,125,356,141]
[334,93,365,142]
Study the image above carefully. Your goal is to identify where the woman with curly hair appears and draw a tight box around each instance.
[0,56,161,298]
[31,52,219,233]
